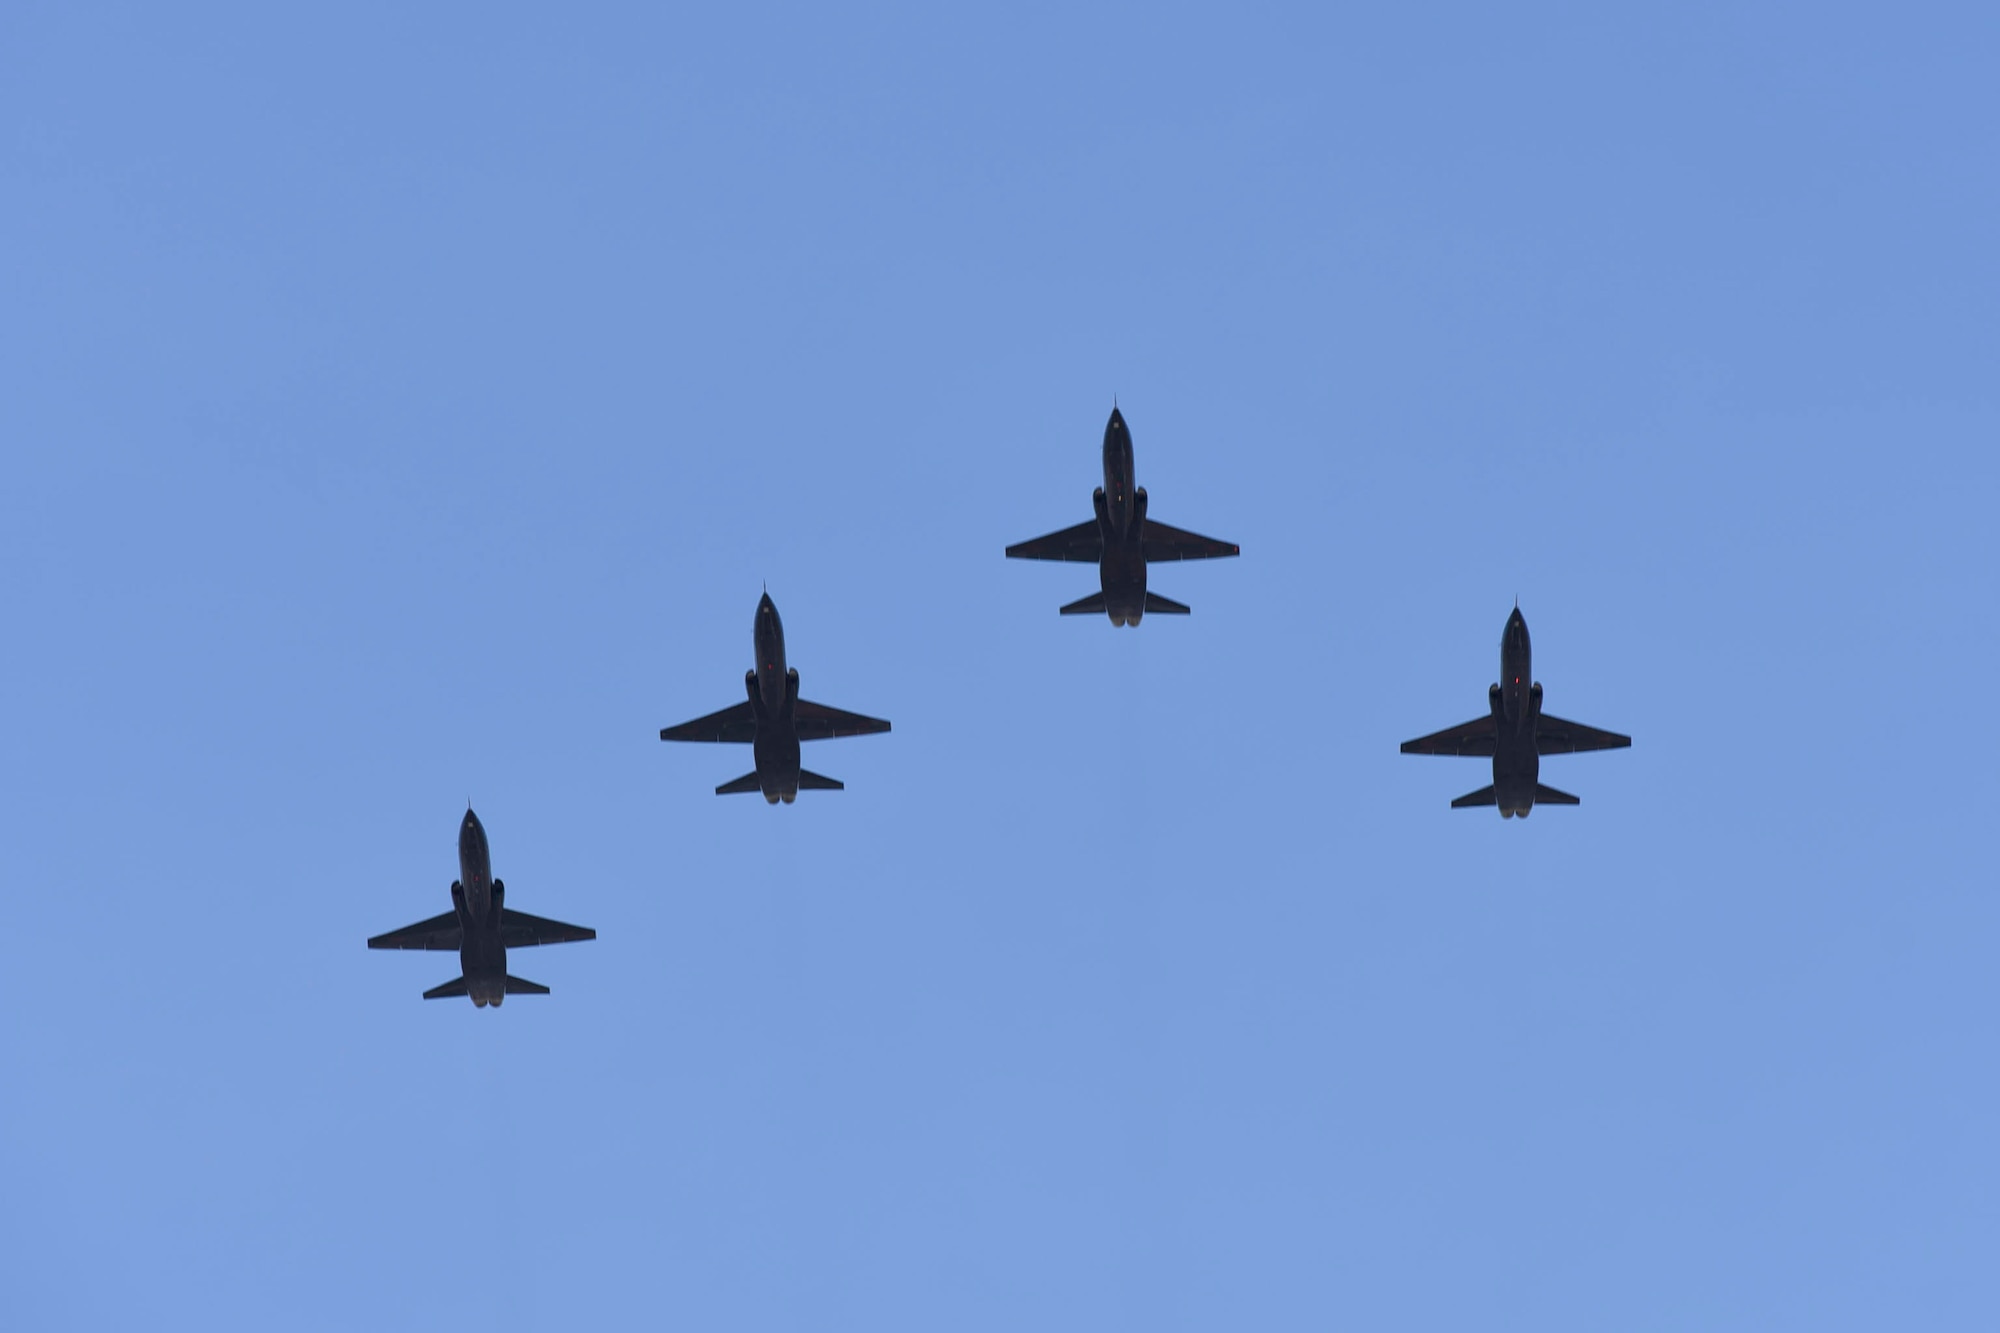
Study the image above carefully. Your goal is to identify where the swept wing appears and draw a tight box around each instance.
[368,910,463,952]
[1140,519,1240,562]
[1535,714,1631,755]
[499,910,596,948]
[1005,520,1102,563]
[660,700,758,744]
[794,699,891,742]
[1400,716,1499,757]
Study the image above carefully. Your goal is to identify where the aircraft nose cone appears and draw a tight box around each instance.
[1107,406,1126,430]
[758,592,776,613]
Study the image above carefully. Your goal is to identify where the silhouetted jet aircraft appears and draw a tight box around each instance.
[659,591,890,803]
[1005,406,1239,626]
[367,808,595,1005]
[1401,607,1630,817]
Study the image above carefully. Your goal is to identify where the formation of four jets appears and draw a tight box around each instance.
[371,407,1630,1004]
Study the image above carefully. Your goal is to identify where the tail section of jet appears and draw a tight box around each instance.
[1055,588,1188,624]
[419,974,545,1006]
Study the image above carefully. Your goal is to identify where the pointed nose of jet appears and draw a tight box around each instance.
[1506,606,1527,631]
[1107,406,1127,434]
[758,591,777,616]
[459,807,484,853]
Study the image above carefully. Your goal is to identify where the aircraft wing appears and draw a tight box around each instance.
[1535,714,1631,754]
[1140,520,1240,562]
[1400,716,1498,756]
[794,699,892,742]
[660,700,758,744]
[1005,519,1102,563]
[367,910,463,951]
[499,910,597,949]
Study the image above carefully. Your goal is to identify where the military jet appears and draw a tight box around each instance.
[1005,406,1239,626]
[1401,607,1630,816]
[659,591,890,802]
[367,808,595,1005]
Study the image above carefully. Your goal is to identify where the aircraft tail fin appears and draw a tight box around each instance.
[422,976,470,1000]
[1450,785,1497,808]
[503,975,550,996]
[1058,592,1107,616]
[715,772,763,796]
[1534,783,1580,806]
[797,769,844,791]
[1142,591,1190,615]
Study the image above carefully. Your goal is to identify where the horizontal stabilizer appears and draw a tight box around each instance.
[715,772,763,795]
[1142,591,1190,615]
[1450,785,1497,808]
[1059,592,1106,616]
[797,769,844,791]
[422,976,469,1001]
[1534,783,1580,805]
[504,975,550,996]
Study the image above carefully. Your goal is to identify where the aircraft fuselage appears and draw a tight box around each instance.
[1093,408,1151,625]
[1491,608,1542,817]
[748,592,804,803]
[452,809,508,1006]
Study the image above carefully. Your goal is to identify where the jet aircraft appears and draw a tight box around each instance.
[659,591,890,802]
[367,808,595,1005]
[1005,406,1239,625]
[1401,607,1630,816]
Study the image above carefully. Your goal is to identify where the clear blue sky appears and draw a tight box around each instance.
[3,4,1996,1329]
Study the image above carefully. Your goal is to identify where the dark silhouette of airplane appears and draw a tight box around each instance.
[367,808,595,1005]
[1005,406,1239,626]
[1401,607,1630,816]
[659,591,890,802]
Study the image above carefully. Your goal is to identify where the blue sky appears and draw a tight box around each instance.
[3,3,1996,1329]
